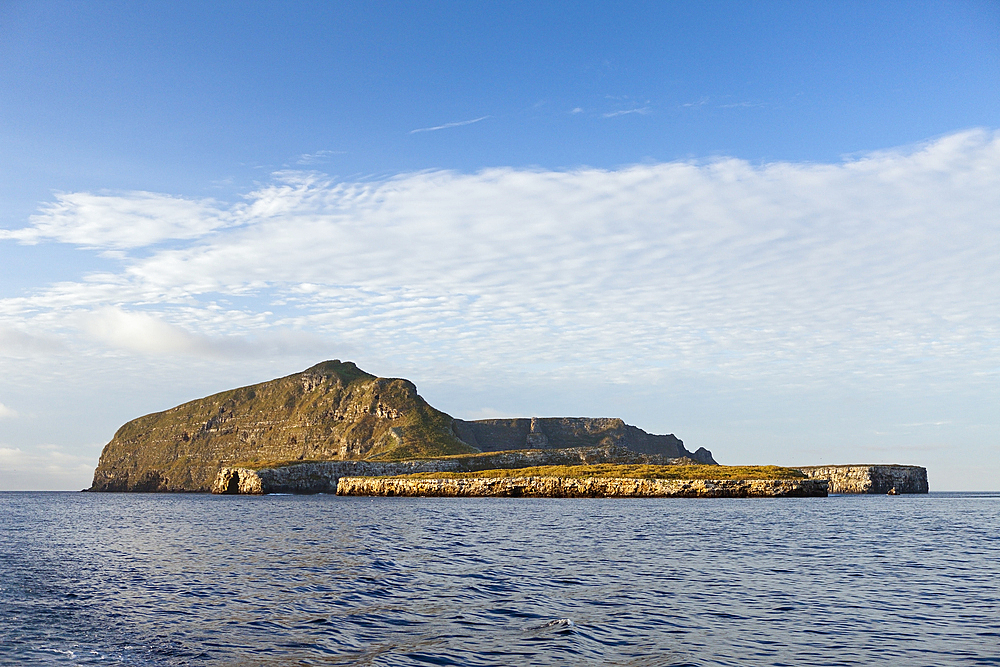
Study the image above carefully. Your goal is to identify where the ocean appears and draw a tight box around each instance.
[1,491,998,666]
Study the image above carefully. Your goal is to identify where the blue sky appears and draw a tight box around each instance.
[1,1,998,490]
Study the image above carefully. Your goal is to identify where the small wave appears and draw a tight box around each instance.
[528,618,576,632]
[34,647,77,659]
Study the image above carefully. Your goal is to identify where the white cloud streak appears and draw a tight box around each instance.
[603,107,651,117]
[0,403,17,419]
[296,150,346,165]
[409,116,490,134]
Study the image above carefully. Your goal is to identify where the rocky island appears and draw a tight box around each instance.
[90,360,714,493]
[88,360,925,497]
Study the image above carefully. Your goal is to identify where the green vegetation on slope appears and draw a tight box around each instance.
[91,360,475,491]
[387,464,806,480]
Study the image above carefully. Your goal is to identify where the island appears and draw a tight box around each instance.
[87,360,926,497]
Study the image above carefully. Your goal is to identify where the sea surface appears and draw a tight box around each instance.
[1,492,998,666]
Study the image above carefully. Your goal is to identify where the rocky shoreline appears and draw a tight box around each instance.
[798,465,928,494]
[335,476,829,498]
[211,460,927,497]
[210,445,696,495]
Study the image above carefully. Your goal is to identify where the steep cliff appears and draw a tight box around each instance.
[90,360,475,492]
[453,417,715,463]
[798,465,928,494]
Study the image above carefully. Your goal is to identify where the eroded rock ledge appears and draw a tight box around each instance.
[798,465,928,494]
[335,476,829,498]
[214,460,454,495]
[211,445,696,494]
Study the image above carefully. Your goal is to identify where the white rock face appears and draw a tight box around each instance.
[335,476,828,498]
[798,465,928,494]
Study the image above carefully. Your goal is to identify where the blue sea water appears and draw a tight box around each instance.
[1,492,998,666]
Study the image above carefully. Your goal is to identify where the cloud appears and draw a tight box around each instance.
[0,445,97,491]
[0,129,998,394]
[718,101,765,109]
[409,116,490,134]
[80,306,217,356]
[0,191,237,248]
[0,403,17,419]
[296,150,346,165]
[0,327,66,356]
[603,107,651,117]
[78,306,334,359]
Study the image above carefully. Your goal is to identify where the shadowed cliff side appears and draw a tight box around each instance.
[453,417,716,464]
[89,360,476,492]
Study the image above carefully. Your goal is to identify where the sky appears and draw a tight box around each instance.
[1,1,998,491]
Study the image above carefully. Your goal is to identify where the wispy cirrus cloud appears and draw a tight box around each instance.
[718,101,765,109]
[682,97,709,108]
[603,107,651,117]
[409,115,490,134]
[0,403,17,419]
[295,150,346,165]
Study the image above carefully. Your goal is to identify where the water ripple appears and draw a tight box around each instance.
[1,492,999,666]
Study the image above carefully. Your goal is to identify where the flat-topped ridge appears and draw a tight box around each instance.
[453,417,715,463]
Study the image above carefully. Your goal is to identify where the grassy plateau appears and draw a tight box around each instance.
[387,464,806,480]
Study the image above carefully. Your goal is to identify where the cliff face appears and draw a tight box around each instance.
[90,360,475,492]
[336,476,828,498]
[453,417,715,464]
[798,465,928,494]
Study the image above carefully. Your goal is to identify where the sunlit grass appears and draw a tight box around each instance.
[388,464,805,480]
